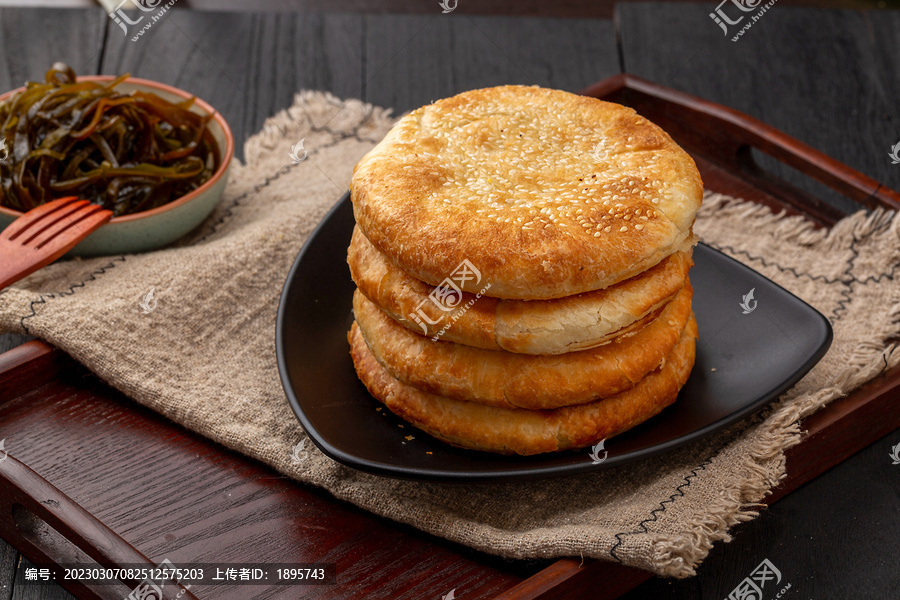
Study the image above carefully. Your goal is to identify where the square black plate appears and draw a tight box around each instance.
[276,193,832,482]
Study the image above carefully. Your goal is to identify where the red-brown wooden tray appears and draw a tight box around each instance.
[1,74,899,600]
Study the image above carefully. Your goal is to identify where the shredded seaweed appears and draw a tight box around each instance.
[0,63,218,216]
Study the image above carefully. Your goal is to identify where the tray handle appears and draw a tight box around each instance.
[0,452,199,600]
[580,74,900,225]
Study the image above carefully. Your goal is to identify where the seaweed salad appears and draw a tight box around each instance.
[0,63,218,217]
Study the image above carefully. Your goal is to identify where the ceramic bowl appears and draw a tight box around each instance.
[0,76,234,256]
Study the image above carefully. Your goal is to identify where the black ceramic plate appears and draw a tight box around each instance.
[276,193,833,482]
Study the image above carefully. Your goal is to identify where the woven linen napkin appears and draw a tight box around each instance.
[1,91,897,578]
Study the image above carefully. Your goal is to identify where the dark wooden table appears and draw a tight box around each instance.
[1,3,898,598]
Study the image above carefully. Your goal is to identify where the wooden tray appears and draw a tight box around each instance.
[1,74,899,600]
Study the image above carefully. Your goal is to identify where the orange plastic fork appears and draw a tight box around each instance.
[0,196,113,290]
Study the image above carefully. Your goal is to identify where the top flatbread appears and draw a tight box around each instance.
[351,85,702,299]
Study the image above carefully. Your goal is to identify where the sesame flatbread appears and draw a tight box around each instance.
[348,225,694,354]
[352,279,693,410]
[348,315,698,455]
[351,85,702,299]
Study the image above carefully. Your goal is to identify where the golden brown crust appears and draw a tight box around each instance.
[348,225,694,354]
[348,315,698,455]
[350,85,703,299]
[352,279,693,409]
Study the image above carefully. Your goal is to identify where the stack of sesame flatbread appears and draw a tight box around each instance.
[346,85,703,455]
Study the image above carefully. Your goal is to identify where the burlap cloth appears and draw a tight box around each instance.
[1,92,898,578]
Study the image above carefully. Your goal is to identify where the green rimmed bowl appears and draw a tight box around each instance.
[0,76,234,257]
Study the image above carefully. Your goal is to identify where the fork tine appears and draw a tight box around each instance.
[0,200,112,290]
[0,198,113,289]
[1,196,82,241]
[19,200,93,246]
[30,204,112,250]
